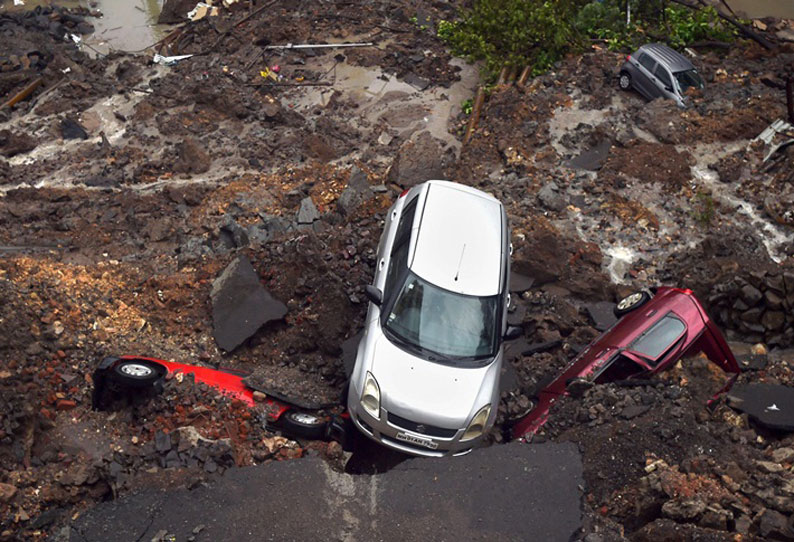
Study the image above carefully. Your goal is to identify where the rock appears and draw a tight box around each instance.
[155,431,172,453]
[55,399,76,410]
[297,197,320,224]
[698,504,732,531]
[752,343,769,355]
[537,182,566,212]
[758,509,792,540]
[661,498,706,521]
[403,72,430,91]
[772,447,794,464]
[252,391,267,402]
[757,460,786,473]
[387,131,446,188]
[0,129,37,157]
[738,353,768,371]
[174,137,211,174]
[218,216,249,249]
[210,256,287,352]
[0,483,16,503]
[585,301,617,331]
[763,310,786,331]
[509,272,535,294]
[740,284,763,306]
[620,404,651,420]
[337,166,374,216]
[61,118,88,140]
[158,0,196,23]
[741,307,763,324]
[150,529,169,542]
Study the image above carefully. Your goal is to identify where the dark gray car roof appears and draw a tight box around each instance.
[639,43,694,73]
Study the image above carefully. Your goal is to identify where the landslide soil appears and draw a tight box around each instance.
[1,1,794,541]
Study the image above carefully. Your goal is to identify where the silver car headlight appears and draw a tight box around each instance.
[461,404,491,442]
[360,372,380,419]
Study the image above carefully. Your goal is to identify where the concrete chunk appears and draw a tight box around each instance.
[210,256,287,352]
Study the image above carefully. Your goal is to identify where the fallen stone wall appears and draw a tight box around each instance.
[707,268,794,347]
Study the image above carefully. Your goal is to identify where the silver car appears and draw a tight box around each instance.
[346,180,519,457]
[618,43,705,108]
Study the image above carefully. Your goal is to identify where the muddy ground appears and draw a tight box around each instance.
[2,0,794,540]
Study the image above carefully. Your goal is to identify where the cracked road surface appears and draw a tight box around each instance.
[71,442,583,541]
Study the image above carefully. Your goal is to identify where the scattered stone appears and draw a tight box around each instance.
[61,118,88,140]
[585,301,617,331]
[387,131,446,188]
[0,130,37,158]
[662,498,706,521]
[174,137,211,174]
[297,197,320,224]
[509,273,535,294]
[403,72,430,91]
[219,216,249,249]
[757,460,785,474]
[210,256,287,352]
[337,166,374,216]
[758,509,791,540]
[620,404,651,420]
[155,431,172,453]
[537,181,566,212]
[55,399,76,410]
[773,447,794,464]
[0,483,16,503]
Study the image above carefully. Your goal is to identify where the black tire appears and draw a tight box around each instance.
[614,290,651,317]
[280,410,328,440]
[110,359,166,388]
[618,71,632,91]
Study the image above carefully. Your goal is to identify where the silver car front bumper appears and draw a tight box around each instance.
[348,399,478,458]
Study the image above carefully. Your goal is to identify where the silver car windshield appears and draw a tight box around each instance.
[674,69,704,92]
[384,272,498,360]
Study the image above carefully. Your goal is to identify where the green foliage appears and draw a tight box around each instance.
[574,1,634,50]
[438,0,740,82]
[461,98,474,115]
[663,5,737,49]
[692,191,716,227]
[438,0,584,80]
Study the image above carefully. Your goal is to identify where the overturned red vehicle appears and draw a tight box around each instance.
[92,355,343,441]
[512,287,741,439]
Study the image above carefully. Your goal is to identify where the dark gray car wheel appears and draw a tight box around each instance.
[619,71,632,91]
[281,410,328,440]
[111,359,165,388]
[614,290,651,317]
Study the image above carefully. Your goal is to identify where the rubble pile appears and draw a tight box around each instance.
[0,0,793,540]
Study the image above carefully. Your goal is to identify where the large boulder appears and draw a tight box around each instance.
[387,131,446,188]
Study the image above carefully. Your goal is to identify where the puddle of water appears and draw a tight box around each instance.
[1,0,169,55]
[284,53,478,157]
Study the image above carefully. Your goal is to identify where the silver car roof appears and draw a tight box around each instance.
[409,181,503,297]
[639,43,695,73]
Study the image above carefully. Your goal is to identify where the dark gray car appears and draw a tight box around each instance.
[618,43,704,107]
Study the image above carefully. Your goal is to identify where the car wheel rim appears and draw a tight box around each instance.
[620,75,629,88]
[290,412,321,426]
[618,292,643,311]
[120,363,153,377]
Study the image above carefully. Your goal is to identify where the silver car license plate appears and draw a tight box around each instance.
[395,432,438,449]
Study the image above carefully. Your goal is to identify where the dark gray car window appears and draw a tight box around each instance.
[392,197,417,255]
[630,315,686,361]
[638,53,657,73]
[654,65,672,89]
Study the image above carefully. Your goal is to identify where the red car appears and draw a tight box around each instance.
[92,356,338,440]
[512,287,740,439]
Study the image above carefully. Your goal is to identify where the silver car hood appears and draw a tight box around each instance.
[371,333,496,428]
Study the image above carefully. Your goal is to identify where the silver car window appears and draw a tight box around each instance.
[637,53,657,73]
[654,65,672,89]
[674,69,704,92]
[629,315,686,361]
[385,272,498,360]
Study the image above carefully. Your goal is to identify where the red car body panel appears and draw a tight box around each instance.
[116,355,291,421]
[512,287,740,439]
